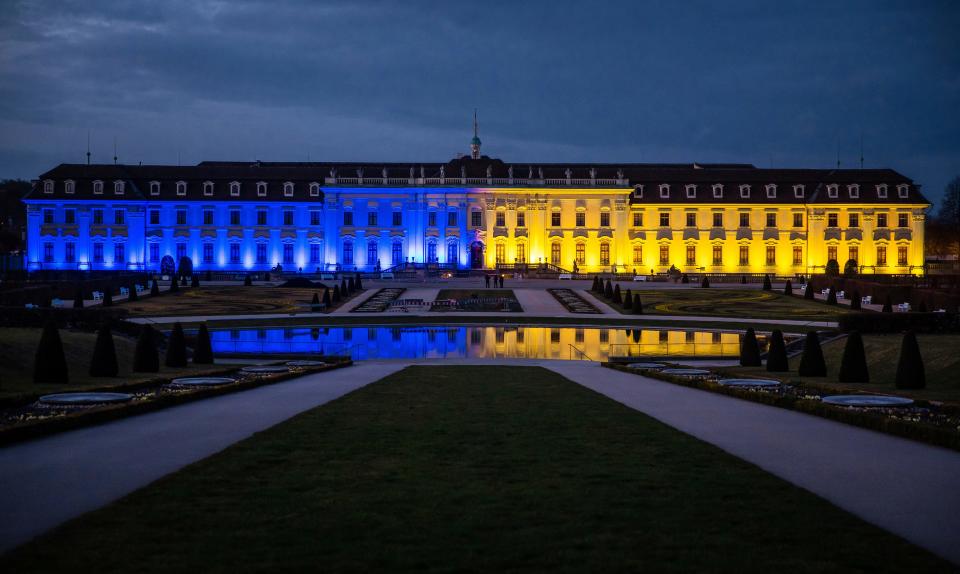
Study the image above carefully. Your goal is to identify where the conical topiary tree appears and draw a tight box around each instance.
[762,275,772,291]
[604,279,613,299]
[244,274,253,286]
[701,276,710,288]
[838,331,869,383]
[739,327,761,367]
[341,278,348,295]
[73,285,84,308]
[33,319,69,384]
[355,273,363,290]
[133,324,160,372]
[681,274,689,284]
[348,276,356,292]
[882,295,893,313]
[151,279,160,296]
[895,331,925,389]
[783,279,792,296]
[127,282,138,302]
[633,293,643,314]
[826,287,837,305]
[322,288,332,307]
[165,322,188,367]
[102,288,113,307]
[311,292,320,305]
[89,320,118,377]
[591,276,599,292]
[765,329,789,372]
[804,283,814,300]
[169,276,179,292]
[797,331,827,377]
[623,288,633,310]
[612,284,622,304]
[332,284,342,302]
[849,289,861,311]
[193,323,214,364]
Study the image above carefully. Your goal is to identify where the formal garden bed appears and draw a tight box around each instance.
[350,288,406,312]
[546,288,601,314]
[429,289,522,312]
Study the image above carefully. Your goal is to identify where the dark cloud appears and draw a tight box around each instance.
[0,0,958,205]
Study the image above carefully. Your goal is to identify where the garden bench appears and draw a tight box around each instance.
[836,290,845,299]
[897,303,911,312]
[50,298,64,308]
[821,288,830,296]
[120,287,129,296]
[633,275,648,281]
[24,303,37,309]
[92,291,103,302]
[146,280,154,288]
[861,295,872,305]
[135,284,145,293]
[558,273,572,280]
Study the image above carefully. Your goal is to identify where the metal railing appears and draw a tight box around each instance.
[568,344,595,361]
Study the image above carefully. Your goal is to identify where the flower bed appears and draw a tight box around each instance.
[547,288,601,314]
[350,288,406,313]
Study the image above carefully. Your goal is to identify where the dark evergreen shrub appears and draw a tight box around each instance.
[604,279,613,299]
[762,275,772,291]
[591,276,600,292]
[825,259,840,276]
[895,331,925,389]
[826,287,837,305]
[882,295,893,313]
[797,331,827,377]
[333,284,342,302]
[701,276,710,288]
[804,283,814,300]
[133,325,160,372]
[632,293,643,314]
[681,274,689,284]
[169,276,179,292]
[612,284,622,304]
[849,289,861,311]
[838,331,869,383]
[102,289,113,307]
[348,276,356,292]
[311,292,320,305]
[739,327,761,367]
[783,279,792,296]
[177,256,193,279]
[741,275,747,284]
[205,270,212,281]
[89,320,118,377]
[33,319,69,384]
[73,286,84,308]
[341,278,348,295]
[623,289,633,310]
[165,322,188,368]
[265,272,271,281]
[193,323,214,364]
[244,274,253,286]
[765,329,789,372]
[843,259,858,277]
[355,273,363,290]
[127,282,138,302]
[322,288,332,307]
[151,280,160,296]
[180,276,187,287]
[191,275,199,288]
[918,300,928,313]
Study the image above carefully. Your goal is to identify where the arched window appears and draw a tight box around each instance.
[447,241,458,265]
[203,181,214,196]
[93,180,103,194]
[848,184,859,199]
[367,240,378,265]
[230,181,240,196]
[342,241,354,265]
[176,181,187,196]
[712,184,723,198]
[739,184,751,199]
[309,182,320,197]
[43,180,53,194]
[114,180,125,194]
[256,182,267,197]
[65,180,75,194]
[149,181,160,195]
[765,184,776,198]
[283,182,294,197]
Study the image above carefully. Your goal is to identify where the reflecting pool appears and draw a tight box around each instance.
[209,325,762,362]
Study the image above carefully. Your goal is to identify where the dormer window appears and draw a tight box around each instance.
[149,181,160,195]
[230,181,240,196]
[309,182,320,197]
[64,180,75,194]
[765,184,776,199]
[283,182,294,197]
[685,184,696,199]
[93,180,103,194]
[876,184,888,198]
[897,184,909,198]
[827,184,839,199]
[203,181,214,196]
[176,181,187,196]
[256,182,267,197]
[632,185,643,199]
[848,184,859,199]
[43,180,53,194]
[659,184,670,199]
[793,184,805,198]
[739,184,750,199]
[114,180,125,194]
[712,184,723,198]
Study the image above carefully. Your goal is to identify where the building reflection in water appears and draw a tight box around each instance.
[210,326,759,361]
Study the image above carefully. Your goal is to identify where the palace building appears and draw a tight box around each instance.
[23,135,929,276]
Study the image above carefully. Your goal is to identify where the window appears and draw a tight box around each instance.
[686,245,695,265]
[367,211,377,227]
[65,209,75,224]
[204,209,214,225]
[230,244,241,264]
[712,213,723,227]
[576,243,586,265]
[43,209,54,224]
[877,184,888,198]
[93,180,103,194]
[114,181,125,194]
[739,245,749,265]
[256,182,267,197]
[599,243,609,266]
[898,245,908,266]
[659,184,670,199]
[114,243,125,264]
[114,209,124,225]
[447,211,457,227]
[42,180,52,194]
[765,213,776,227]
[283,244,294,264]
[552,243,562,265]
[827,184,838,199]
[203,243,214,264]
[517,242,526,263]
[848,246,859,264]
[343,242,353,265]
[343,211,353,226]
[176,209,187,225]
[230,182,240,196]
[149,210,160,225]
[471,211,482,227]
[827,213,838,227]
[176,243,186,262]
[367,240,378,264]
[283,182,294,197]
[518,211,526,227]
[495,243,505,264]
[793,213,803,227]
[150,243,159,263]
[447,242,458,265]
[283,211,294,226]
[310,211,320,226]
[256,244,267,264]
[576,212,586,227]
[877,213,888,228]
[496,212,505,227]
[392,241,403,265]
[739,185,750,199]
[898,213,909,228]
[230,209,241,225]
[599,212,608,227]
[848,184,859,199]
[632,244,643,264]
[712,184,723,199]
[176,181,186,196]
[876,245,887,266]
[428,212,437,227]
[65,180,75,194]
[793,246,803,266]
[827,245,837,263]
[685,213,696,227]
[92,209,103,225]
[685,184,696,198]
[659,212,670,227]
[310,244,320,263]
[257,209,268,226]
[43,242,54,262]
[765,184,776,198]
[150,181,160,195]
[203,181,214,196]
[309,183,319,197]
[394,211,403,226]
[739,213,750,227]
[793,185,805,198]
[849,213,859,227]
[659,245,670,265]
[765,246,775,265]
[712,245,722,265]
[897,184,909,198]
[93,243,103,263]
[632,212,642,227]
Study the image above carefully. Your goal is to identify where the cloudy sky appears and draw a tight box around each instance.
[1,0,958,206]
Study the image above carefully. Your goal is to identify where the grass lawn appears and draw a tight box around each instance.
[595,286,849,320]
[2,366,948,572]
[121,285,362,317]
[0,328,227,403]
[719,334,960,404]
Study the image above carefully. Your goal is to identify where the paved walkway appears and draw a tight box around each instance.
[0,362,404,554]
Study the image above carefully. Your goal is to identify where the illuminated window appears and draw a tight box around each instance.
[518,211,526,227]
[600,243,609,265]
[367,240,378,264]
[447,242,458,264]
[230,244,240,264]
[600,212,609,227]
[686,245,695,265]
[203,209,214,225]
[310,211,320,226]
[827,213,838,227]
[659,245,670,265]
[576,212,586,227]
[552,212,562,226]
[848,246,859,264]
[43,209,54,224]
[849,213,859,227]
[176,243,186,261]
[114,243,125,264]
[827,245,837,262]
[877,213,888,227]
[203,244,214,264]
[114,209,125,225]
[471,211,482,227]
[712,245,722,265]
[739,213,750,227]
[176,209,187,225]
[93,243,103,263]
[310,244,320,263]
[793,246,803,265]
[765,213,776,227]
[368,211,377,226]
[659,212,670,227]
[517,242,526,263]
[230,209,241,225]
[149,210,160,225]
[92,209,103,225]
[392,241,402,265]
[898,213,909,228]
[283,244,294,264]
[633,244,643,264]
[343,242,353,265]
[496,212,505,227]
[632,212,642,226]
[576,243,586,265]
[739,245,749,265]
[496,243,505,264]
[552,243,562,265]
[447,211,457,227]
[685,213,696,227]
[283,211,294,226]
[65,209,75,224]
[712,213,723,227]
[343,211,353,226]
[898,245,908,266]
[43,242,54,262]
[394,212,403,226]
[876,245,887,266]
[765,246,775,265]
[150,243,159,263]
[793,213,803,227]
[256,244,267,264]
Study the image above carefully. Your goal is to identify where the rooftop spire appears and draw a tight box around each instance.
[470,108,481,159]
